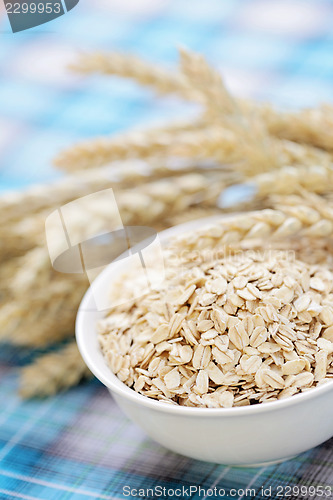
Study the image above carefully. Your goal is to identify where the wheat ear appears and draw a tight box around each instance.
[53,126,234,171]
[1,166,233,262]
[19,342,91,398]
[72,51,333,154]
[0,158,213,226]
[70,51,199,99]
[258,103,333,153]
[179,47,237,116]
[0,173,227,346]
[171,201,333,254]
[243,164,333,198]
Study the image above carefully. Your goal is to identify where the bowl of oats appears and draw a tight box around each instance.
[76,213,333,466]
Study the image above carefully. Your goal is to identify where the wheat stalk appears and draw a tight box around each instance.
[0,173,226,346]
[179,49,333,172]
[71,50,333,154]
[54,120,333,178]
[1,166,234,264]
[55,49,333,177]
[56,51,333,176]
[20,342,91,398]
[2,48,333,398]
[6,141,331,271]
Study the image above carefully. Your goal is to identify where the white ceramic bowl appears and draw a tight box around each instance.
[76,217,333,466]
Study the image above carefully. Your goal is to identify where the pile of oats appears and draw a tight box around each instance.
[98,250,333,408]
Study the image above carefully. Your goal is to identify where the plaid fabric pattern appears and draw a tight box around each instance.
[0,0,333,498]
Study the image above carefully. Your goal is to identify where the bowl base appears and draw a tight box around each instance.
[232,454,299,468]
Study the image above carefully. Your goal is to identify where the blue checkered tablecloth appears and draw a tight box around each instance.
[0,1,333,499]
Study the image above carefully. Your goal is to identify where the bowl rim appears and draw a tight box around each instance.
[76,215,333,417]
